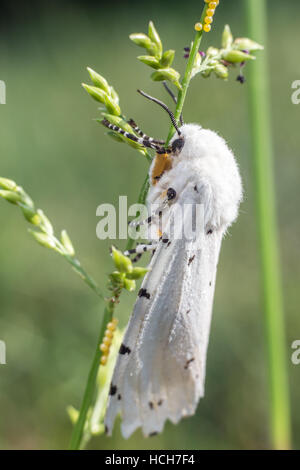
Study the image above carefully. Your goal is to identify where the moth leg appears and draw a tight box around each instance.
[127,119,165,145]
[101,119,170,154]
[125,242,158,263]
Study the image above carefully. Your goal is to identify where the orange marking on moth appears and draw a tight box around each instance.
[151,152,172,185]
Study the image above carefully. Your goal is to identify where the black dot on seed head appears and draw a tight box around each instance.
[109,384,117,396]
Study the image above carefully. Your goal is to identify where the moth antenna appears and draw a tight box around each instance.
[137,89,181,136]
[162,82,184,126]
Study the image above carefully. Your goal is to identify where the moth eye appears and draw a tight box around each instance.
[171,137,185,154]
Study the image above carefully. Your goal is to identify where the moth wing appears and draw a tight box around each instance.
[105,182,223,438]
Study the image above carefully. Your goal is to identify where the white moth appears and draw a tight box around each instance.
[104,95,242,439]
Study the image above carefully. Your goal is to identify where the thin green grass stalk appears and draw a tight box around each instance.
[166,5,207,143]
[245,0,291,450]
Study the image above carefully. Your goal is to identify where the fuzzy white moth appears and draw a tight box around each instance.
[104,112,242,438]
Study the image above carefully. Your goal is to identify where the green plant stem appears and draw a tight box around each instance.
[69,296,118,449]
[166,5,207,143]
[246,0,291,450]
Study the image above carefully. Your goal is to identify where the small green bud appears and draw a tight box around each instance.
[126,267,149,280]
[201,68,211,78]
[206,47,219,57]
[61,229,75,256]
[19,204,40,225]
[129,33,153,50]
[86,67,110,94]
[29,230,58,251]
[66,405,79,425]
[222,50,255,63]
[0,177,17,191]
[37,209,54,235]
[100,114,133,133]
[222,25,233,49]
[148,21,163,59]
[111,246,133,273]
[109,271,124,284]
[151,68,181,87]
[104,95,121,116]
[82,83,106,104]
[106,131,124,144]
[160,49,175,67]
[234,37,264,52]
[138,55,161,69]
[213,64,229,79]
[123,278,136,292]
[110,87,120,105]
[0,190,22,204]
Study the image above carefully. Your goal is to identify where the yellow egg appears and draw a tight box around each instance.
[100,356,107,366]
[107,322,116,331]
[100,343,109,353]
[204,24,211,32]
[204,16,213,24]
[105,329,113,338]
[195,22,203,31]
[103,336,112,346]
[206,9,214,17]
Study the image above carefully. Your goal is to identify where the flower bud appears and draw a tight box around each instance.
[0,177,17,191]
[37,209,54,235]
[234,37,264,52]
[201,69,211,78]
[101,114,133,133]
[109,271,124,284]
[20,204,40,225]
[126,267,149,280]
[86,67,110,94]
[29,230,58,251]
[151,68,181,89]
[222,25,233,49]
[129,33,153,50]
[148,21,162,59]
[111,246,133,273]
[123,278,136,292]
[160,49,175,67]
[206,46,219,57]
[61,229,75,257]
[106,131,124,144]
[110,87,120,105]
[104,95,121,116]
[222,50,255,63]
[82,83,106,104]
[138,55,160,69]
[0,190,22,204]
[213,64,229,79]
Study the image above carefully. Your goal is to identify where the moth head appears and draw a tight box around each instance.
[171,135,185,156]
[170,124,203,160]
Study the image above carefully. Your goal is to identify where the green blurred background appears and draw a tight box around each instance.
[0,0,299,450]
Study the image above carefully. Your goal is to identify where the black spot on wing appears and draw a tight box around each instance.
[138,288,151,299]
[184,358,195,370]
[207,229,213,235]
[109,384,117,396]
[149,401,154,410]
[209,281,212,286]
[158,399,163,406]
[117,394,122,400]
[119,343,131,355]
[188,255,195,266]
[186,309,191,314]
